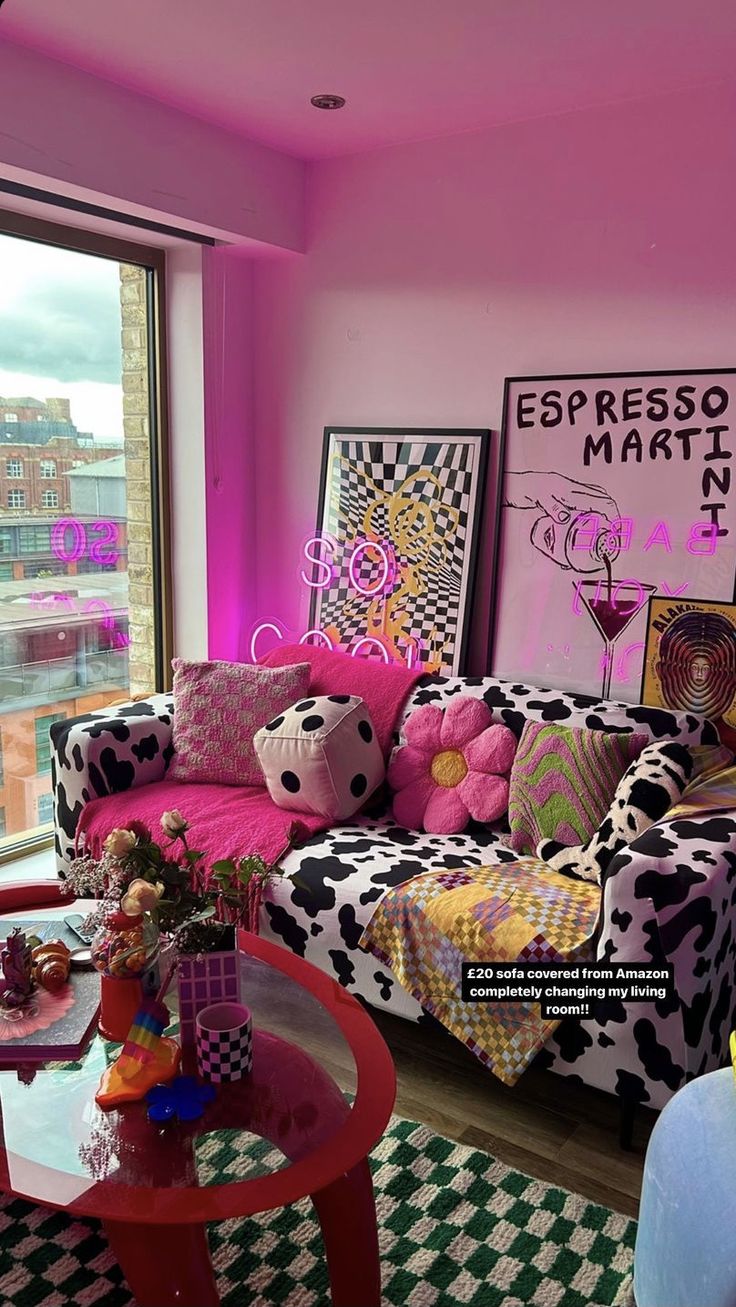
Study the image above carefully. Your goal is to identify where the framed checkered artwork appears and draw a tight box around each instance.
[309,428,489,674]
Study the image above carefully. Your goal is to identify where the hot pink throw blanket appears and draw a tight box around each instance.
[260,644,423,758]
[78,647,422,868]
[77,779,327,867]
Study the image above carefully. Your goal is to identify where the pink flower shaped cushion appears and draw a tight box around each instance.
[388,696,518,833]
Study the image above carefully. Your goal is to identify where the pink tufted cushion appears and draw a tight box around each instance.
[168,658,310,786]
[388,695,517,834]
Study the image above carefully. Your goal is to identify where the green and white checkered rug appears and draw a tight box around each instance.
[0,1116,636,1307]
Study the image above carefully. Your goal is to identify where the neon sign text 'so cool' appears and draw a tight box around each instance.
[51,518,120,566]
[258,533,413,664]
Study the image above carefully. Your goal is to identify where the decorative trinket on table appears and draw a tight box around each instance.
[95,958,181,1109]
[146,1075,216,1124]
[0,919,99,1061]
[91,907,160,1043]
[196,1000,253,1083]
[0,928,34,1009]
[176,923,241,1050]
[31,940,72,992]
[91,908,160,980]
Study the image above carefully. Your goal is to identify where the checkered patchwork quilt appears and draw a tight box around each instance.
[361,860,601,1085]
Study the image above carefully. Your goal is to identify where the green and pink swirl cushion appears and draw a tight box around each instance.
[388,696,517,833]
[507,720,649,856]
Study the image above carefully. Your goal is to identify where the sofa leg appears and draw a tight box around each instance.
[619,1096,637,1150]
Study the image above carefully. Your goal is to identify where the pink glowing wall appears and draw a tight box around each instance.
[203,246,259,660]
[224,83,736,671]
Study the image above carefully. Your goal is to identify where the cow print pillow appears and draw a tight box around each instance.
[538,740,695,884]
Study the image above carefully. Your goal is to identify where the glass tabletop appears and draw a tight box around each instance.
[0,916,395,1223]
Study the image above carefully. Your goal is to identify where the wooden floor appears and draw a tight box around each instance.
[369,1009,655,1220]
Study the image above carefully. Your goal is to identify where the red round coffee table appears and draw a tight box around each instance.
[0,922,396,1307]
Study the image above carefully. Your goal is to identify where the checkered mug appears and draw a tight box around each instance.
[196,1001,253,1082]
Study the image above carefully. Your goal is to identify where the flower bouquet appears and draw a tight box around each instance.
[67,809,290,1046]
[67,809,283,955]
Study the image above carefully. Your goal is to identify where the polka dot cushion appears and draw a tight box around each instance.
[253,695,385,821]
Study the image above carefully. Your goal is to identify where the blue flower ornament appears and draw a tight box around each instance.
[146,1075,216,1123]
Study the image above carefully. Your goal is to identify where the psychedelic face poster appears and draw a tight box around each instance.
[641,596,736,729]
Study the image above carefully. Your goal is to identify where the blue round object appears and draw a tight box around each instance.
[145,1076,217,1124]
[634,1067,736,1307]
[147,1100,176,1123]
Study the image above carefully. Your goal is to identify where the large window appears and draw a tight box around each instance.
[0,212,170,855]
[35,713,65,775]
[36,792,54,825]
[19,526,51,553]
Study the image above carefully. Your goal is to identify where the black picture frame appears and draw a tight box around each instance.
[309,426,490,674]
[489,368,736,699]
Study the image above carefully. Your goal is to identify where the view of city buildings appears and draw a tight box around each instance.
[0,232,159,852]
[0,393,130,843]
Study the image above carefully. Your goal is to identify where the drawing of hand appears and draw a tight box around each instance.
[504,471,619,523]
[503,471,621,571]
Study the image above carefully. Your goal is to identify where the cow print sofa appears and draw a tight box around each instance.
[50,675,736,1115]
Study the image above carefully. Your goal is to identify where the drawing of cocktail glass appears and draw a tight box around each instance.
[577,579,655,698]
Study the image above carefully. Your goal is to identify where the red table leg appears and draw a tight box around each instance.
[103,1219,220,1307]
[311,1156,381,1307]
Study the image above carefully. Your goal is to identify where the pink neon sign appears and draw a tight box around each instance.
[51,517,121,566]
[301,534,338,588]
[249,619,423,668]
[251,533,419,667]
[31,592,131,648]
[348,540,396,597]
[569,516,719,557]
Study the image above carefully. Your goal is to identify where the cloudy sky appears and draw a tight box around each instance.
[0,232,124,440]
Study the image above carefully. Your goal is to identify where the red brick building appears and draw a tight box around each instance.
[0,439,103,515]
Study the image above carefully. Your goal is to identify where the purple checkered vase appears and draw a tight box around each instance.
[196,1001,253,1083]
[176,926,241,1049]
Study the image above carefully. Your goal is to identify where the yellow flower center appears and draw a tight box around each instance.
[430,748,468,789]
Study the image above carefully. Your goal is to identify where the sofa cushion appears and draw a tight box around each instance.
[399,675,719,747]
[537,740,695,884]
[507,721,648,855]
[254,695,385,820]
[168,658,310,786]
[388,696,517,833]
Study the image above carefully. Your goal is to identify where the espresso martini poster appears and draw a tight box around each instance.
[490,370,736,700]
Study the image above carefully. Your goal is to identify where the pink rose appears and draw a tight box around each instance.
[121,878,164,916]
[161,809,189,839]
[103,828,137,858]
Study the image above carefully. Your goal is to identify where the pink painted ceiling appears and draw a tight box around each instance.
[2,0,735,160]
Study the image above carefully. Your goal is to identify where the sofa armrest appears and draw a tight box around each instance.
[598,809,736,1079]
[50,692,175,879]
